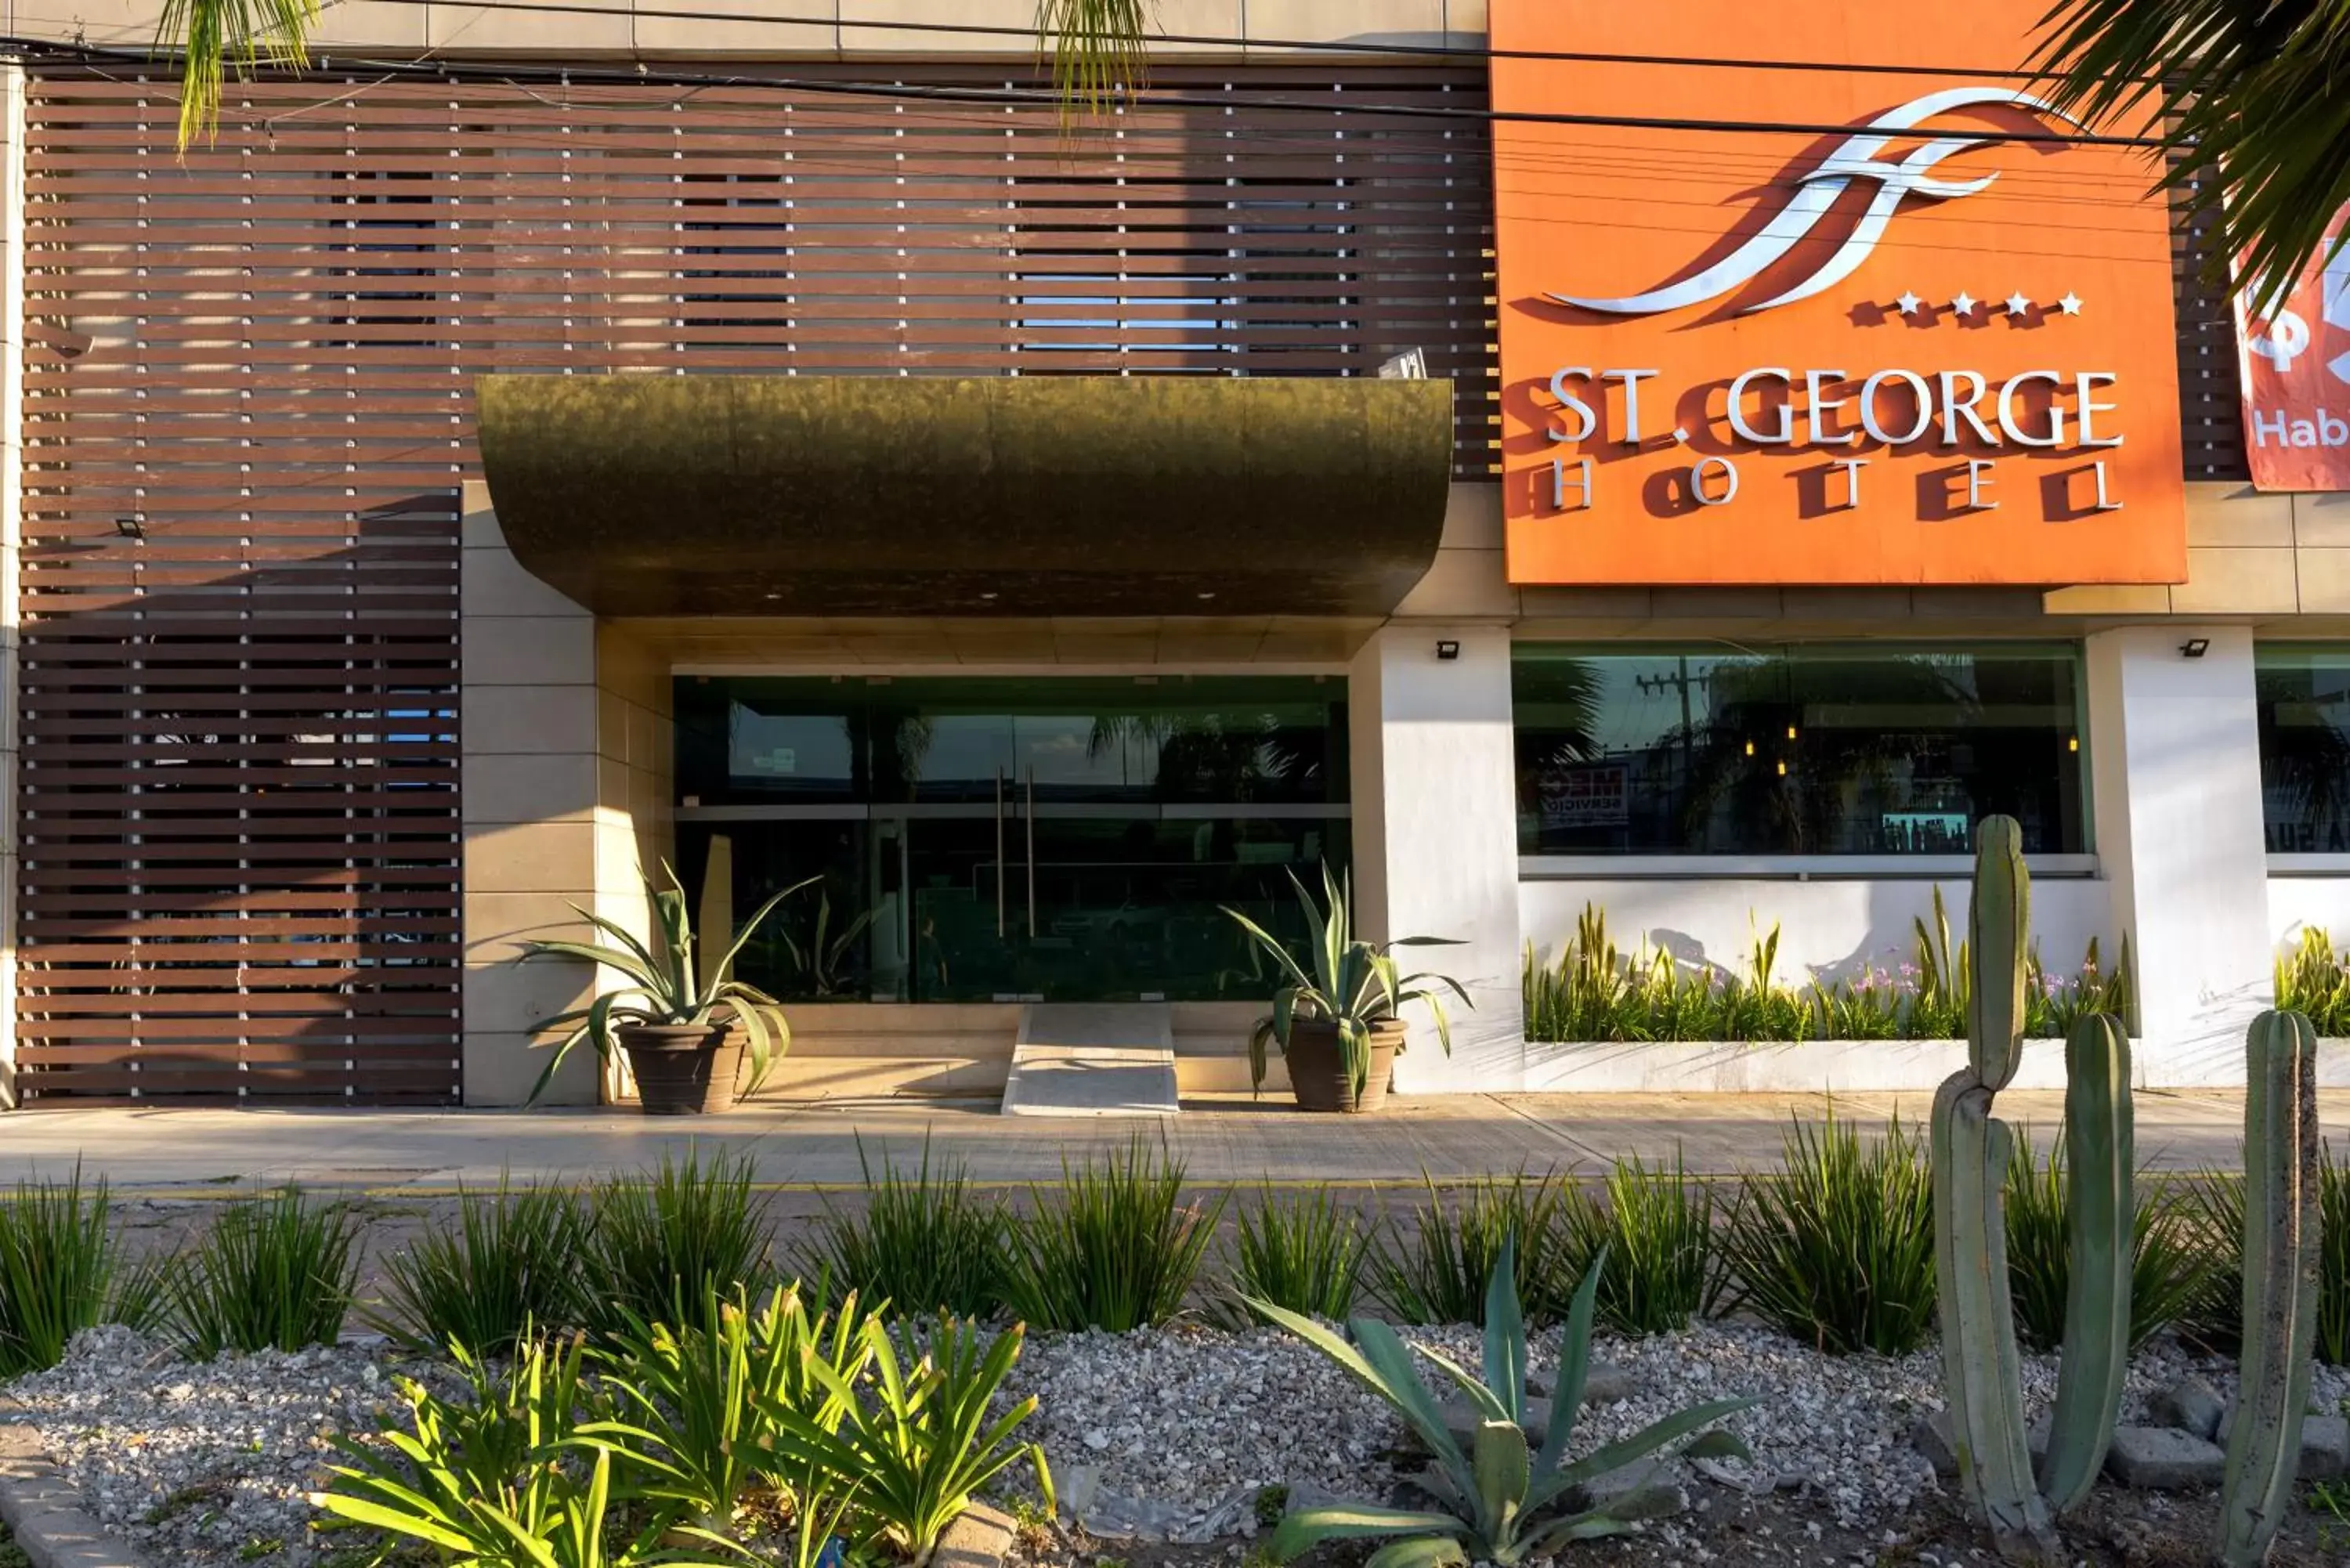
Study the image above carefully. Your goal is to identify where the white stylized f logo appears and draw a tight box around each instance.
[1548,87,2075,317]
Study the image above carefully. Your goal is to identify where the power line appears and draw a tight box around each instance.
[11,38,2171,150]
[297,0,2150,87]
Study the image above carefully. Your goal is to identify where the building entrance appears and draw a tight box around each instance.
[674,675,1349,1004]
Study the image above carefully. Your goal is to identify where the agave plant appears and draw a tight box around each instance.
[1223,862,1471,1103]
[1253,1237,1755,1566]
[515,862,815,1103]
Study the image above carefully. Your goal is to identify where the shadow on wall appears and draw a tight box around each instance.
[1520,876,2117,992]
[10,495,466,1107]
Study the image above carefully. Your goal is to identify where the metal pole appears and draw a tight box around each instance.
[994,765,1005,938]
[1025,767,1037,938]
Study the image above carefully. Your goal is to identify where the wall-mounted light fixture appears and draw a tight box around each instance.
[2179,637,2211,659]
[1435,639,1460,661]
[113,515,145,540]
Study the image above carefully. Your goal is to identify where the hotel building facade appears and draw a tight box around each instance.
[0,0,2335,1107]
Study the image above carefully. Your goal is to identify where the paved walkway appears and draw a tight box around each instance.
[4,1089,2341,1194]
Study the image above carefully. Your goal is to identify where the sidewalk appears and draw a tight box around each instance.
[2,1089,2335,1194]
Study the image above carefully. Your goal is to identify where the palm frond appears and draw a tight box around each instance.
[1036,0,1153,125]
[159,0,319,151]
[2033,0,2350,313]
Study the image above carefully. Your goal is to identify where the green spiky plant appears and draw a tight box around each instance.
[2214,1009,2323,1568]
[1223,862,1470,1106]
[515,863,814,1104]
[1930,816,2133,1565]
[1253,1236,1755,1566]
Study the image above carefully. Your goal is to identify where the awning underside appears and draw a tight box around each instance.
[475,374,1455,618]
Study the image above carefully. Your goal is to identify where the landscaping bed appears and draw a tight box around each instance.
[2,1320,2345,1565]
[4,1129,2350,1566]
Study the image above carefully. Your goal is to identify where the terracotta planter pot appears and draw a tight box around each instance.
[619,1022,742,1115]
[1281,1017,1404,1113]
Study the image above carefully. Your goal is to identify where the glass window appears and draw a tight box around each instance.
[1513,645,2088,856]
[2256,646,2350,852]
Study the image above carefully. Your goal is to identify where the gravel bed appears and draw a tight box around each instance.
[6,1321,2350,1563]
[1,1324,405,1566]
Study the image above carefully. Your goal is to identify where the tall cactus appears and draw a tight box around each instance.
[1932,816,2133,1564]
[2214,1009,2321,1568]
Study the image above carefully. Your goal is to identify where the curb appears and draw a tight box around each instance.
[0,1418,147,1568]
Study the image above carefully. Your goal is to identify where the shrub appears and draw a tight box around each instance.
[373,1176,588,1357]
[1206,1184,1370,1329]
[1566,1151,1722,1336]
[1523,893,2127,1044]
[2001,1134,2213,1353]
[0,1165,168,1378]
[799,1136,1002,1319]
[594,1282,874,1533]
[1255,1236,1754,1564]
[584,1146,772,1338]
[313,1331,723,1567]
[1368,1167,1585,1327]
[996,1135,1222,1331]
[761,1315,1051,1567]
[2175,1170,2246,1357]
[170,1186,359,1359]
[2276,927,2350,1036]
[1719,1110,1937,1355]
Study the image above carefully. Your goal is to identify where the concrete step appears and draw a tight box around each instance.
[1001,1003,1179,1117]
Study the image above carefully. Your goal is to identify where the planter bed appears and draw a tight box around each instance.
[1523,1035,2350,1093]
[5,1321,2345,1566]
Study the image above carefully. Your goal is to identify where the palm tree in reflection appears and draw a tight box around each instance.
[1087,710,1303,800]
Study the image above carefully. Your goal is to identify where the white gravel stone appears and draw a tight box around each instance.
[1,1324,405,1566]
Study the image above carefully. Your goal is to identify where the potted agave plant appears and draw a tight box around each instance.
[1223,862,1470,1113]
[516,863,813,1115]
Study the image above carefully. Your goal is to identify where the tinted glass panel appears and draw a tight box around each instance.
[2257,646,2350,852]
[677,674,1347,807]
[676,674,1349,1003]
[1513,645,2088,855]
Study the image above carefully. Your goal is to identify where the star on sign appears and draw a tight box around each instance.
[1896,291,1923,316]
[2058,292,2082,315]
[2005,291,2031,316]
[1951,291,1976,316]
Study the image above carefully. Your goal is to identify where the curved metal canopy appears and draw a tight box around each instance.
[475,374,1454,618]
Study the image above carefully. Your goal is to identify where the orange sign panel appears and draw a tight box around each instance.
[2236,215,2350,492]
[1491,0,2189,586]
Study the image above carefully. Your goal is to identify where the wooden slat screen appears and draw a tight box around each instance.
[13,63,1496,1100]
[2169,164,2251,483]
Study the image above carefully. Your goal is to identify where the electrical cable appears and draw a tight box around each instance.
[6,37,2172,149]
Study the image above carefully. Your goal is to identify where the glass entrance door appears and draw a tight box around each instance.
[674,674,1350,1006]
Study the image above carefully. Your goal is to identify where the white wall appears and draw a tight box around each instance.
[1350,625,1528,1091]
[1520,875,2116,990]
[2269,878,2350,954]
[2087,627,2274,1085]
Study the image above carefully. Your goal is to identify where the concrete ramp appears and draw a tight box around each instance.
[1001,1003,1179,1117]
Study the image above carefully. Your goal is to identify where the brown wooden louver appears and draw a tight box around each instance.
[475,374,1455,617]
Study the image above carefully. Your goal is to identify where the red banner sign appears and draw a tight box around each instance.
[2237,222,2350,491]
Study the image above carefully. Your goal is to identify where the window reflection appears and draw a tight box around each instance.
[1513,645,2088,855]
[2257,647,2350,852]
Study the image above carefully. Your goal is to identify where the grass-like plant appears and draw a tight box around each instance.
[1369,1168,1585,1328]
[2173,1148,2350,1364]
[1206,1184,1371,1329]
[314,1331,737,1567]
[1255,1236,1755,1565]
[1565,1151,1721,1337]
[760,1316,1053,1567]
[2325,1140,2350,1364]
[2276,927,2350,1037]
[996,1135,1223,1332]
[373,1176,588,1357]
[0,1165,169,1378]
[1524,895,2129,1044]
[2001,1133,2214,1353]
[584,1146,772,1339]
[593,1283,873,1534]
[799,1136,1002,1320]
[1718,1110,1937,1356]
[170,1186,360,1359]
